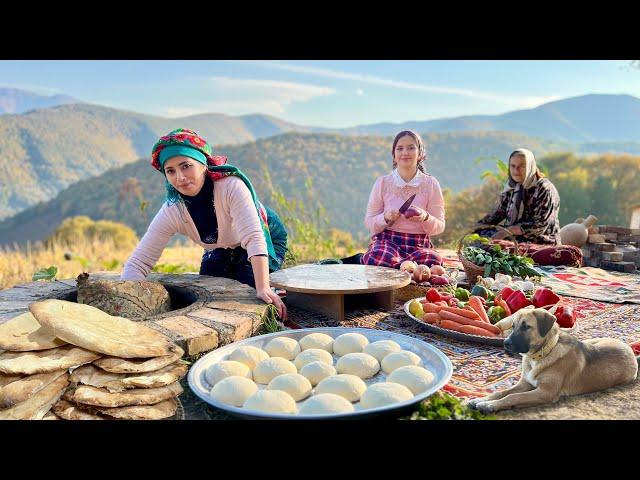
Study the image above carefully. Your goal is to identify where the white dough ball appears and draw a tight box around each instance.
[205,361,252,387]
[243,390,297,414]
[333,333,369,356]
[264,337,301,360]
[388,366,436,395]
[209,376,258,407]
[299,361,337,386]
[229,346,269,370]
[381,350,422,374]
[298,333,334,353]
[363,340,401,362]
[336,353,380,379]
[294,348,333,370]
[253,357,297,384]
[314,374,367,402]
[267,373,312,401]
[360,382,414,409]
[298,394,354,415]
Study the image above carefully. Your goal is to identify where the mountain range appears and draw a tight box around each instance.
[1,89,640,231]
[0,88,81,114]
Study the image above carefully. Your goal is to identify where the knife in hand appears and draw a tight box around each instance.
[398,193,417,215]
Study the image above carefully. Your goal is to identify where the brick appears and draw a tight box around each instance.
[144,315,219,356]
[581,247,591,259]
[188,308,263,346]
[621,250,640,263]
[204,298,270,317]
[588,226,600,234]
[631,229,640,236]
[616,235,634,243]
[602,251,624,262]
[600,261,637,273]
[603,233,618,241]
[593,243,615,252]
[588,234,606,243]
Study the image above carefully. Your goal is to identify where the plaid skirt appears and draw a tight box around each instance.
[361,230,443,268]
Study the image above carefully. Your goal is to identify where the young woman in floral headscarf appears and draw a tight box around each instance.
[121,128,288,319]
[360,130,446,268]
[476,148,561,244]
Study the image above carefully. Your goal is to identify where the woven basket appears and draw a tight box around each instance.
[394,272,458,303]
[457,224,518,287]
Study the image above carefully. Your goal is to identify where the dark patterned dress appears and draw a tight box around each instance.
[478,177,561,245]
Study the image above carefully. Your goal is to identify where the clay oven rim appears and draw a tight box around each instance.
[53,283,209,321]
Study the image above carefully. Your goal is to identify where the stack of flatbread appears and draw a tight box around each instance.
[0,299,186,420]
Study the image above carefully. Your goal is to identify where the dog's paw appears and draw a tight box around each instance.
[475,401,497,414]
[466,398,482,409]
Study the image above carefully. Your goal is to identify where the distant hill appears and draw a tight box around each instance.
[0,104,312,220]
[0,131,575,246]
[0,87,81,114]
[2,92,640,223]
[331,94,640,143]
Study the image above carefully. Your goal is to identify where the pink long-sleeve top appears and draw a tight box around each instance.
[121,176,267,280]
[364,169,446,236]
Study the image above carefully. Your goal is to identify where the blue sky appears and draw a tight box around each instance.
[1,60,638,128]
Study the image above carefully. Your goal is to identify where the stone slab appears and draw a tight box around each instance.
[588,234,606,244]
[602,251,624,262]
[592,242,615,252]
[600,261,637,273]
[603,233,618,241]
[146,315,219,356]
[187,308,263,346]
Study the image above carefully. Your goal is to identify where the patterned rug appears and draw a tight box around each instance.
[287,296,640,400]
[537,266,640,304]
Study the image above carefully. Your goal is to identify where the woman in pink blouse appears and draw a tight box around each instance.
[361,130,445,268]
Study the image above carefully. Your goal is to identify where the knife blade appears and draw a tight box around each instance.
[398,193,417,214]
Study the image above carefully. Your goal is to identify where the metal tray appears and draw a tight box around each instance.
[403,298,505,347]
[187,327,452,420]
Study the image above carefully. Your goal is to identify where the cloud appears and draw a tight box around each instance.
[163,77,335,117]
[242,61,560,109]
[356,89,365,96]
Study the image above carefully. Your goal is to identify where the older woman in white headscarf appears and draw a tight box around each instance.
[476,148,561,244]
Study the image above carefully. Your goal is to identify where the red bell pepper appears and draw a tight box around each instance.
[505,290,533,313]
[532,288,561,309]
[425,288,442,303]
[554,305,577,328]
[498,286,515,303]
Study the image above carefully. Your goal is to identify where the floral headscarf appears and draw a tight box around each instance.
[151,128,279,271]
[504,148,540,225]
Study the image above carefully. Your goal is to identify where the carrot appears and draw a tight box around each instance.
[439,306,481,320]
[468,296,491,324]
[439,310,502,335]
[438,319,469,332]
[457,324,498,337]
[422,313,440,324]
[423,303,445,314]
[496,298,511,316]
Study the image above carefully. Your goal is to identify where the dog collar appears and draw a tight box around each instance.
[527,325,560,361]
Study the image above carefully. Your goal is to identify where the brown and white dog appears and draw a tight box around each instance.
[467,307,639,413]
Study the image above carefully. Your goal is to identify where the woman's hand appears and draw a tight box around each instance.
[384,209,401,225]
[405,206,429,222]
[257,287,287,321]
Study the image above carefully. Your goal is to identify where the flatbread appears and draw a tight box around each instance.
[71,362,188,392]
[52,399,107,420]
[68,381,183,408]
[0,311,66,351]
[30,299,179,358]
[93,346,184,373]
[0,374,24,388]
[0,345,101,375]
[96,398,178,420]
[41,412,60,420]
[0,369,68,409]
[0,373,69,420]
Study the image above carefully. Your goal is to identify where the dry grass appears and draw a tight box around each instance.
[0,237,204,290]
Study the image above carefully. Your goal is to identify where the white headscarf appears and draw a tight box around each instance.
[504,148,539,225]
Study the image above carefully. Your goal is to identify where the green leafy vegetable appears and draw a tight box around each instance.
[32,266,58,281]
[402,391,495,420]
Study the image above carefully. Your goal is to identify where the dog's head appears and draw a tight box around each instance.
[503,307,557,355]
